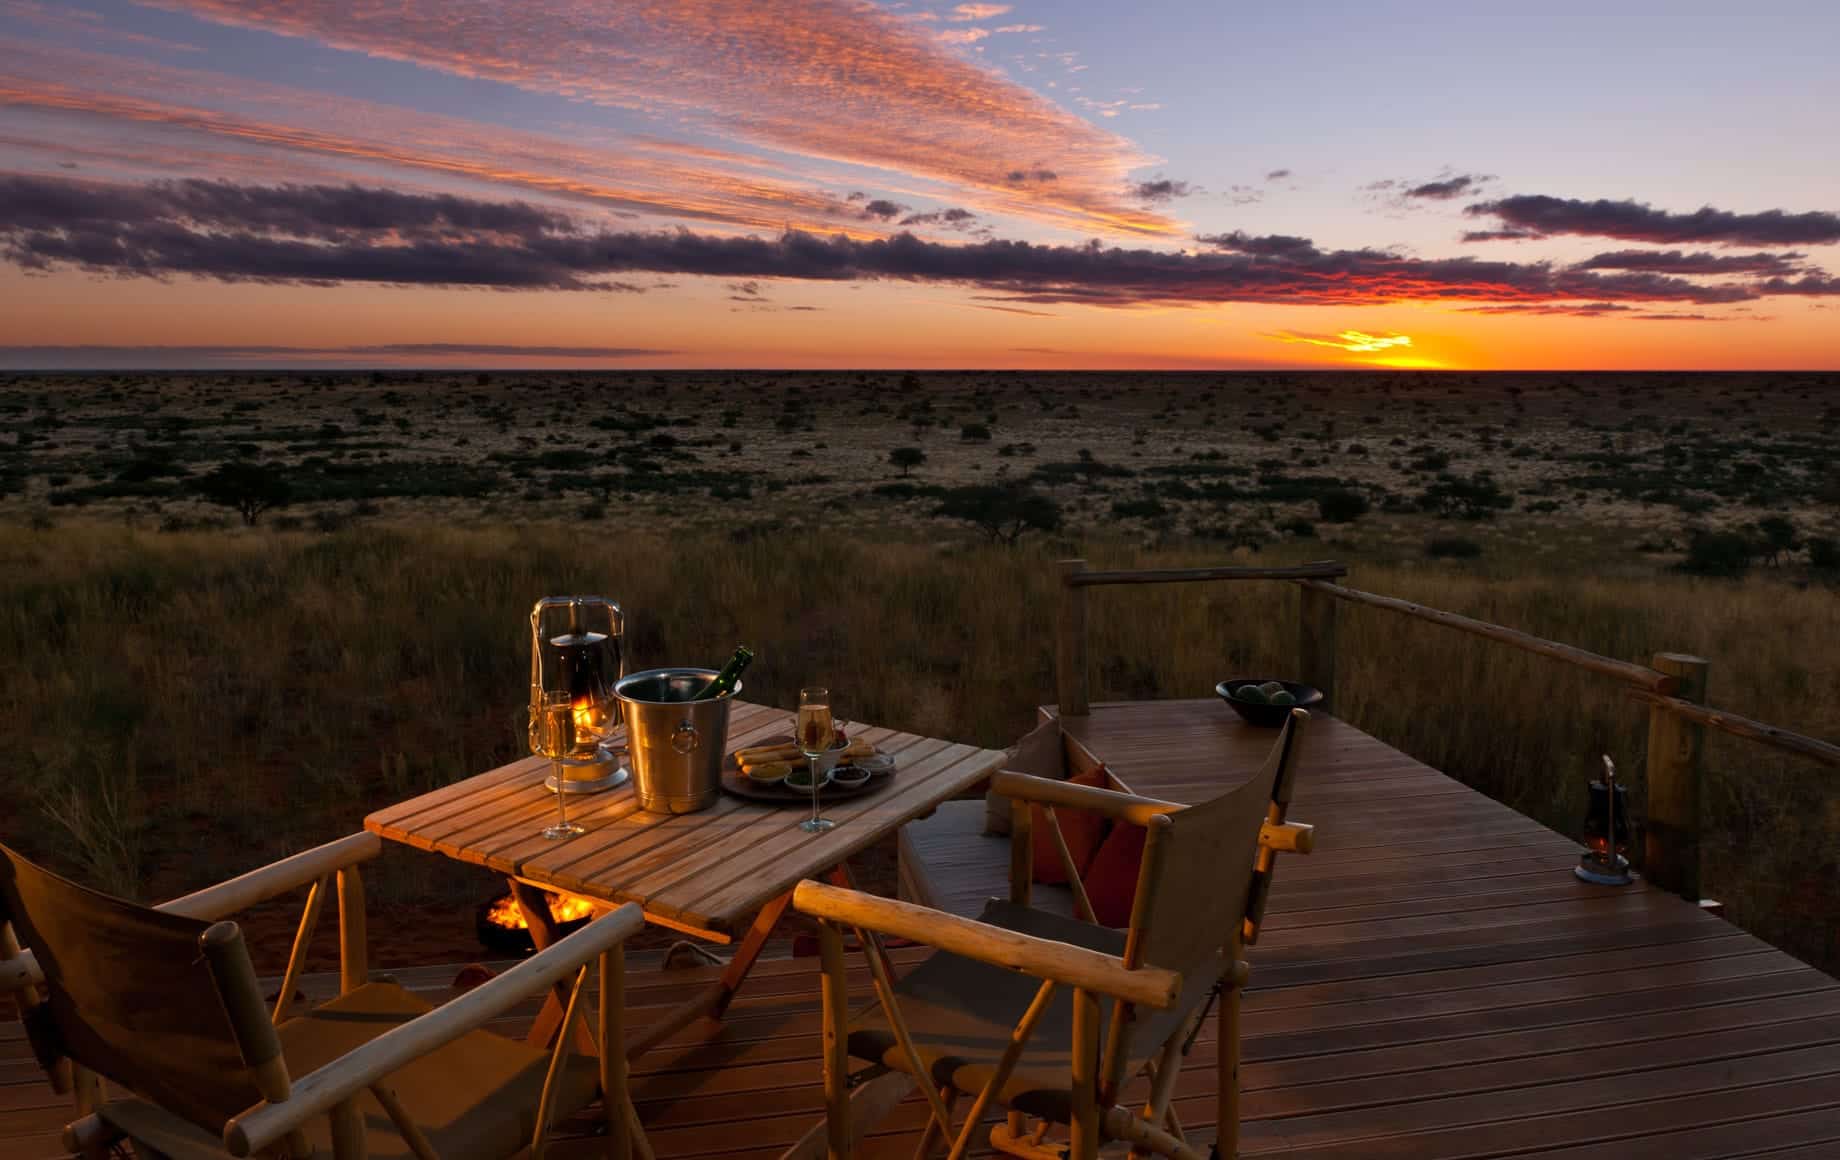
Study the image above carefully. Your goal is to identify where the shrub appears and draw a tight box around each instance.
[1807,536,1839,571]
[1425,536,1482,559]
[960,423,992,442]
[1679,529,1754,578]
[1110,497,1168,520]
[1418,472,1513,520]
[1316,488,1369,523]
[889,447,927,477]
[1279,517,1317,538]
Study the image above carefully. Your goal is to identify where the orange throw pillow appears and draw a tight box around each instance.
[1081,821,1147,928]
[1031,768,1110,886]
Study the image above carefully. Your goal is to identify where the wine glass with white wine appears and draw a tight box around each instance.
[530,691,586,840]
[796,687,838,834]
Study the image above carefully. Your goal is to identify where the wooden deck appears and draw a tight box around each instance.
[9,704,1840,1157]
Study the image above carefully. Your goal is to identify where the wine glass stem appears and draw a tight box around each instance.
[554,758,568,829]
[810,754,821,825]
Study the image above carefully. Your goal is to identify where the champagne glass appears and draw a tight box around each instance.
[531,692,585,840]
[796,687,837,834]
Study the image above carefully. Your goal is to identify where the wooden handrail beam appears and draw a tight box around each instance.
[1630,690,1840,769]
[1299,580,1677,693]
[1067,561,1348,587]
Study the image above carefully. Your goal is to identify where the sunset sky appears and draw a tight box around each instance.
[2,0,1837,370]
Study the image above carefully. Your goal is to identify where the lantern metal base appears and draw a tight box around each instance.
[545,747,630,795]
[1574,852,1634,886]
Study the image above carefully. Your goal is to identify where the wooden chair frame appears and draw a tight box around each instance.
[7,833,651,1160]
[792,715,1312,1160]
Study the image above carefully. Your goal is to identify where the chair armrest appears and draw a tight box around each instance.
[989,770,1183,827]
[159,832,382,921]
[791,880,1180,1009]
[225,902,644,1157]
[1261,820,1314,854]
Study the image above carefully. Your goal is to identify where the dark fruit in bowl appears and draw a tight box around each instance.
[1215,679,1323,726]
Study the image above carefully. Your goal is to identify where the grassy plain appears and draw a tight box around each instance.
[0,370,1835,971]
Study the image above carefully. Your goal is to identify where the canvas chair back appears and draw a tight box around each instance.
[0,843,265,1134]
[1131,708,1306,974]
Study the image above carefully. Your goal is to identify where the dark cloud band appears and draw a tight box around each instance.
[1466,194,1840,247]
[4,174,1833,309]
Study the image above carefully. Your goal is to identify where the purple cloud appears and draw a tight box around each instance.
[1466,194,1840,247]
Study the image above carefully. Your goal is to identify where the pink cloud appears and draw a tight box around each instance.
[145,0,1171,236]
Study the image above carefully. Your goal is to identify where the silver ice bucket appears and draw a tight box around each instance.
[615,667,737,814]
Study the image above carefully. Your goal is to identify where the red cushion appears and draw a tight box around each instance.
[1031,768,1110,885]
[1081,821,1148,927]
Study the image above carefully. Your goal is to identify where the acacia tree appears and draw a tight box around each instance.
[1755,516,1800,566]
[194,461,293,526]
[935,482,1062,545]
[889,446,927,477]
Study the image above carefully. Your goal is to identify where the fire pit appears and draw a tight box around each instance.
[475,890,596,956]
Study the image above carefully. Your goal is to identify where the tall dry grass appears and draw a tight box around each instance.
[1,521,1834,970]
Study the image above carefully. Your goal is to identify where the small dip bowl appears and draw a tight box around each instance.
[829,765,872,790]
[784,765,833,791]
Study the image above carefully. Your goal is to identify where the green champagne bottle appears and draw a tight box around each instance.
[695,645,754,700]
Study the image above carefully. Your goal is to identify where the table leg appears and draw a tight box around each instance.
[710,889,794,1018]
[510,879,597,1053]
[621,889,793,1060]
[619,857,892,1065]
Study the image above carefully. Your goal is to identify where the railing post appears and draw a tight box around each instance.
[1297,581,1337,710]
[1056,559,1090,717]
[1644,653,1709,900]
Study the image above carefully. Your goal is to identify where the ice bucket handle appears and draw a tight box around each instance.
[671,720,698,754]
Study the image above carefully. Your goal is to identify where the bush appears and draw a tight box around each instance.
[1316,488,1369,523]
[1679,530,1754,578]
[1111,497,1168,520]
[1807,537,1838,570]
[1279,517,1317,538]
[960,423,992,442]
[1425,536,1482,559]
[1418,472,1513,520]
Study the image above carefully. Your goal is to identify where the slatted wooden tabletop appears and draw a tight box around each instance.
[365,699,1009,938]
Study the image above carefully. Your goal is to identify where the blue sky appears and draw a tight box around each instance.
[1,0,1836,368]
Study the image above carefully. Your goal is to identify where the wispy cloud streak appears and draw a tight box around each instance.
[146,0,1170,235]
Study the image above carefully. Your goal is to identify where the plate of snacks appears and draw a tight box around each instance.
[720,733,898,804]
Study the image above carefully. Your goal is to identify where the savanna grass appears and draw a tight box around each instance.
[0,520,1834,970]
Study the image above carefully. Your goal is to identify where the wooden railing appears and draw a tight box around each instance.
[1055,558,1839,903]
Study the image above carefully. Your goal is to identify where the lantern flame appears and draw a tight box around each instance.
[484,891,597,930]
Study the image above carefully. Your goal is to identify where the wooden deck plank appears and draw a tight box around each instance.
[11,699,1838,1159]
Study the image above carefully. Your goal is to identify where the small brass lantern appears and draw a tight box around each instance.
[529,596,628,793]
[1575,754,1633,885]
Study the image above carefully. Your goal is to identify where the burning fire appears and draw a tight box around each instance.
[484,891,597,931]
[572,692,598,741]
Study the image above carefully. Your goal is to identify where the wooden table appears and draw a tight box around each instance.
[365,698,1008,1056]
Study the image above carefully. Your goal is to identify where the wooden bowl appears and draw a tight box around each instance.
[1214,679,1323,727]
